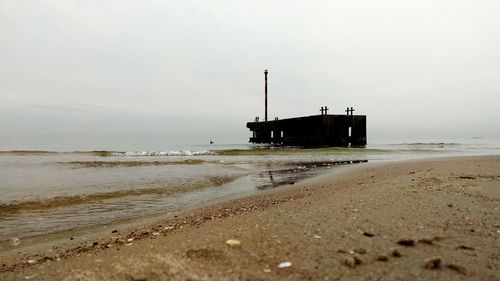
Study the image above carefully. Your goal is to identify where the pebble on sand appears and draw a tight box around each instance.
[9,237,20,247]
[447,263,467,275]
[353,248,367,254]
[278,261,292,268]
[344,256,362,268]
[363,231,375,237]
[397,238,416,246]
[390,248,402,257]
[225,239,241,247]
[424,257,442,269]
[456,245,475,251]
[417,238,434,245]
[376,255,389,262]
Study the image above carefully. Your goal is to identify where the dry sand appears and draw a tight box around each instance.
[1,155,499,280]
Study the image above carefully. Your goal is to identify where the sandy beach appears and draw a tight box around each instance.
[1,155,499,280]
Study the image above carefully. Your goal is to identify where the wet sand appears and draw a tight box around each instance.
[1,155,499,280]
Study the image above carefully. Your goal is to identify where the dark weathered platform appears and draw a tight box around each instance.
[246,114,367,147]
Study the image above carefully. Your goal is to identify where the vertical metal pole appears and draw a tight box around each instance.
[264,69,268,122]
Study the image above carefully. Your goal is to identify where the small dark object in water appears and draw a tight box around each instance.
[288,181,295,185]
[112,230,118,233]
[92,242,98,247]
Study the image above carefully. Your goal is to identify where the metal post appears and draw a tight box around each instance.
[264,69,268,122]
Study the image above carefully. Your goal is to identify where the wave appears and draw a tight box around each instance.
[0,150,216,157]
[216,147,389,156]
[0,176,237,214]
[62,159,208,168]
[0,150,114,156]
[0,150,66,156]
[113,150,216,157]
[404,142,461,146]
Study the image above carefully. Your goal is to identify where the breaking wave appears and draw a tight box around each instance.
[0,150,112,156]
[62,159,208,168]
[113,150,216,157]
[0,150,217,157]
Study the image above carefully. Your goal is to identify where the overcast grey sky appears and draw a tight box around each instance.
[1,0,499,149]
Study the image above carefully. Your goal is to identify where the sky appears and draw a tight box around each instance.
[1,0,499,150]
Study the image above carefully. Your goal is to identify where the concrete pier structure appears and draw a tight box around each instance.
[246,70,367,147]
[246,111,367,147]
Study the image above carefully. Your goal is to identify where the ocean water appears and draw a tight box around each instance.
[1,139,499,241]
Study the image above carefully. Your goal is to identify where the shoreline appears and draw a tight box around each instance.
[1,155,499,280]
[0,160,360,260]
[0,159,367,243]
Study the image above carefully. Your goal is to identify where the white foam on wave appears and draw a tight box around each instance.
[113,150,216,157]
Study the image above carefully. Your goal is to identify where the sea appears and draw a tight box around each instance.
[1,138,499,242]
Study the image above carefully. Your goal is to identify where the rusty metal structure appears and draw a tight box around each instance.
[246,70,367,147]
[264,69,268,122]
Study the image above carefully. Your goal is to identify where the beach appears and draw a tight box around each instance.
[1,155,498,280]
[3,1,500,280]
